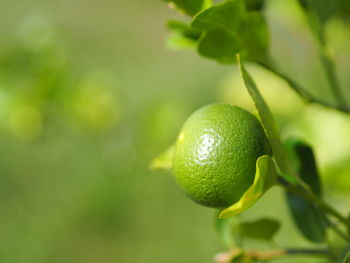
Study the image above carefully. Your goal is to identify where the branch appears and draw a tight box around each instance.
[304,9,348,108]
[215,248,332,263]
[256,59,350,113]
[279,177,350,229]
[324,216,350,242]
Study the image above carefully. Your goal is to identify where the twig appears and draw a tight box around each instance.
[215,248,332,263]
[324,216,350,242]
[284,248,332,257]
[279,177,350,229]
[304,10,348,108]
[319,44,346,107]
[256,59,350,113]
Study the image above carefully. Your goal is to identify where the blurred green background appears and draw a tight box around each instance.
[0,0,349,262]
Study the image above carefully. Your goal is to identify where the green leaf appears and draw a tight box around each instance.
[244,0,265,11]
[219,155,277,218]
[166,20,202,49]
[299,0,341,23]
[231,253,253,263]
[237,56,295,179]
[216,216,239,248]
[238,12,269,60]
[198,30,241,63]
[239,218,280,241]
[167,20,202,40]
[285,138,322,194]
[337,246,350,263]
[149,145,174,170]
[285,137,327,243]
[191,0,245,34]
[327,226,349,258]
[189,1,271,64]
[164,0,211,16]
[343,252,350,263]
[338,0,350,21]
[167,34,198,50]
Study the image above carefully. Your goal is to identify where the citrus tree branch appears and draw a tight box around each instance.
[256,59,350,113]
[284,248,332,257]
[215,247,332,263]
[278,177,350,230]
[324,216,350,242]
[319,42,346,107]
[303,10,348,109]
[248,248,331,260]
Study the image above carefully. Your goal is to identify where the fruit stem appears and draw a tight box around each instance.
[279,177,350,229]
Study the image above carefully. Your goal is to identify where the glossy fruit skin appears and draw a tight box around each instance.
[172,104,271,208]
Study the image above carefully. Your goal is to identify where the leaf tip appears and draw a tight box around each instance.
[149,145,174,171]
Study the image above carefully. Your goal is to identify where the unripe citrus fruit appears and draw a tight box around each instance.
[172,103,271,208]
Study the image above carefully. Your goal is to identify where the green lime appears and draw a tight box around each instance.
[172,103,271,208]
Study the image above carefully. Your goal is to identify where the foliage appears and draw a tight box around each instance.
[285,138,327,243]
[155,0,350,262]
[1,0,350,262]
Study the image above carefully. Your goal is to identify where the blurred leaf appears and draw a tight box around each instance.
[231,253,253,263]
[237,56,295,179]
[216,216,239,248]
[238,12,269,60]
[165,0,211,16]
[239,218,280,241]
[166,20,202,49]
[219,155,277,218]
[216,217,280,248]
[279,172,299,185]
[244,0,265,11]
[342,251,350,263]
[8,103,42,141]
[167,20,202,40]
[298,0,341,23]
[198,30,240,63]
[327,225,349,258]
[73,70,120,131]
[191,1,245,34]
[338,0,350,22]
[167,34,198,49]
[150,145,174,170]
[337,245,350,263]
[285,137,327,243]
